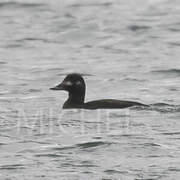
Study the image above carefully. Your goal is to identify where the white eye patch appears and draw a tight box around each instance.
[76,81,82,85]
[63,80,82,87]
[64,81,73,86]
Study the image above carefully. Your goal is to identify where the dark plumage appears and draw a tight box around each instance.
[50,73,147,109]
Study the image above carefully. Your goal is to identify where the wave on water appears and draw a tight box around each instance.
[56,73,93,77]
[16,38,52,43]
[0,61,7,65]
[67,2,113,8]
[131,103,180,113]
[128,25,151,32]
[151,69,180,76]
[76,141,111,149]
[0,1,46,9]
[47,141,112,152]
[0,164,25,170]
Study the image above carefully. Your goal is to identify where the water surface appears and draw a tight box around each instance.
[0,0,180,179]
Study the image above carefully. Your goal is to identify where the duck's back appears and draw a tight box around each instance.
[83,99,147,109]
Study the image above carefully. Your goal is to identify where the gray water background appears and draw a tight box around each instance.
[0,0,180,179]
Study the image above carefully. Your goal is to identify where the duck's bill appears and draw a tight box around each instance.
[50,81,72,90]
[50,83,64,90]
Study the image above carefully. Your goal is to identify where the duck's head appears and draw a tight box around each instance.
[50,73,86,103]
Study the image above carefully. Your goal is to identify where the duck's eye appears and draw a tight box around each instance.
[76,81,82,85]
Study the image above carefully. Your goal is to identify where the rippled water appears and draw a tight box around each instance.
[0,0,180,179]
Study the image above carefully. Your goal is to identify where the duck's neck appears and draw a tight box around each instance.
[63,92,85,109]
[63,88,86,109]
[68,92,85,104]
